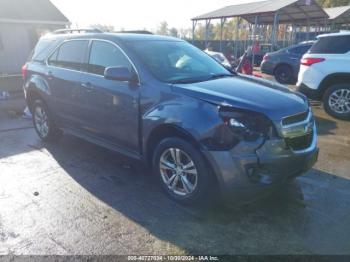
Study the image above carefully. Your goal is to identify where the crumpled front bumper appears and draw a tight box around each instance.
[202,124,318,201]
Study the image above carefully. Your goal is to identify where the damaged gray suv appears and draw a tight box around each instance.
[23,30,319,205]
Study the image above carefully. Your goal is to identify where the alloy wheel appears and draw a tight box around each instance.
[34,105,49,138]
[159,148,198,197]
[328,89,350,114]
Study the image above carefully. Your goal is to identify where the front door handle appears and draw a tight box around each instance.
[81,82,94,92]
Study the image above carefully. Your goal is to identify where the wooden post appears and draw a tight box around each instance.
[271,11,280,51]
[192,20,197,44]
[220,18,226,52]
[235,18,241,59]
[252,16,258,67]
[205,19,211,48]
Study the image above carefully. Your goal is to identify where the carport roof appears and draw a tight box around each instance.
[324,6,350,24]
[192,0,329,25]
[0,0,70,25]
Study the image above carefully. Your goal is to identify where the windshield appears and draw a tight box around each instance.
[128,41,231,83]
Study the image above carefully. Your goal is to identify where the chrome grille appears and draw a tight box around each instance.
[282,111,309,126]
[280,111,313,139]
[280,110,315,151]
[285,131,314,151]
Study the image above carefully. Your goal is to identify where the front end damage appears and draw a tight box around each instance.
[201,107,319,200]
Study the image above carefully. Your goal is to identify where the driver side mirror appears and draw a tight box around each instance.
[104,66,136,82]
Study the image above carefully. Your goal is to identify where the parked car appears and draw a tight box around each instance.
[247,43,279,67]
[22,30,318,205]
[261,42,314,84]
[204,50,232,69]
[297,32,350,120]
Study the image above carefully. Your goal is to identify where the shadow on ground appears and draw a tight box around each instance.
[315,115,337,136]
[0,111,36,159]
[40,133,350,255]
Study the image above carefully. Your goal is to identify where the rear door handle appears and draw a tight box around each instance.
[46,71,54,79]
[81,82,94,92]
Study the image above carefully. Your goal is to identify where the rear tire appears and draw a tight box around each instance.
[32,99,62,142]
[274,64,294,84]
[323,83,350,120]
[153,137,213,205]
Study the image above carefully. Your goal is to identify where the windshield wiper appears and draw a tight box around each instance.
[170,73,236,84]
[207,73,236,80]
[170,77,207,84]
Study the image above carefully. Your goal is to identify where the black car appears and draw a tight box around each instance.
[247,43,279,67]
[22,30,318,205]
[261,42,314,84]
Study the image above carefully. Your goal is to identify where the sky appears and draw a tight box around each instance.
[51,0,257,31]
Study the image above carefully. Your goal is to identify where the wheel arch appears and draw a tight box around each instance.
[25,74,52,113]
[145,123,221,194]
[26,90,44,113]
[319,73,350,99]
[145,124,201,165]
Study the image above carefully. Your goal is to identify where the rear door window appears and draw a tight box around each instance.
[88,41,132,76]
[309,35,350,54]
[48,40,89,71]
[289,45,311,55]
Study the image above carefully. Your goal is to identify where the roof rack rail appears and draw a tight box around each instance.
[52,28,104,34]
[115,30,153,35]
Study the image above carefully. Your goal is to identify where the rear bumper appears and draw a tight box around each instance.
[203,125,318,201]
[297,83,322,101]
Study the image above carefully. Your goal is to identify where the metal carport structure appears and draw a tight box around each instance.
[191,0,329,59]
[324,5,350,28]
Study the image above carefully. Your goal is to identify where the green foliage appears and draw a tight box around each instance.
[194,18,251,41]
[159,0,350,41]
[156,21,180,37]
[316,0,350,7]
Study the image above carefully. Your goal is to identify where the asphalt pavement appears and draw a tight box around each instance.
[0,97,349,255]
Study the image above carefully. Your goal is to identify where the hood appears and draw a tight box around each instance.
[172,75,308,121]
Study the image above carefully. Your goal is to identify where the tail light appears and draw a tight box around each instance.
[21,64,27,80]
[263,54,270,61]
[300,58,325,66]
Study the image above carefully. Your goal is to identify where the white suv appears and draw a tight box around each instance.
[297,32,350,120]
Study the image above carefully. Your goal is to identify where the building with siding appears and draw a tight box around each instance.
[0,0,70,93]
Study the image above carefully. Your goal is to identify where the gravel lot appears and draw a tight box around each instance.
[0,94,349,255]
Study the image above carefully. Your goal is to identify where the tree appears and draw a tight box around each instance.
[179,28,191,39]
[89,24,115,32]
[157,21,169,35]
[169,28,178,37]
[316,0,350,7]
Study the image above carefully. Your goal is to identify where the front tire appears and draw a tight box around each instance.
[32,99,62,142]
[153,137,212,205]
[323,83,350,120]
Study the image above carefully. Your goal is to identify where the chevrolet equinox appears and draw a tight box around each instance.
[23,30,319,205]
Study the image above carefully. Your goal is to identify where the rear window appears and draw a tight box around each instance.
[289,45,311,55]
[309,35,350,54]
[30,38,58,62]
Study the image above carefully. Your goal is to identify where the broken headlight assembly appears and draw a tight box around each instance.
[203,108,276,150]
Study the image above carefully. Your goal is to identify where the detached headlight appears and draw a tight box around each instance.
[220,108,274,141]
[202,108,275,151]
